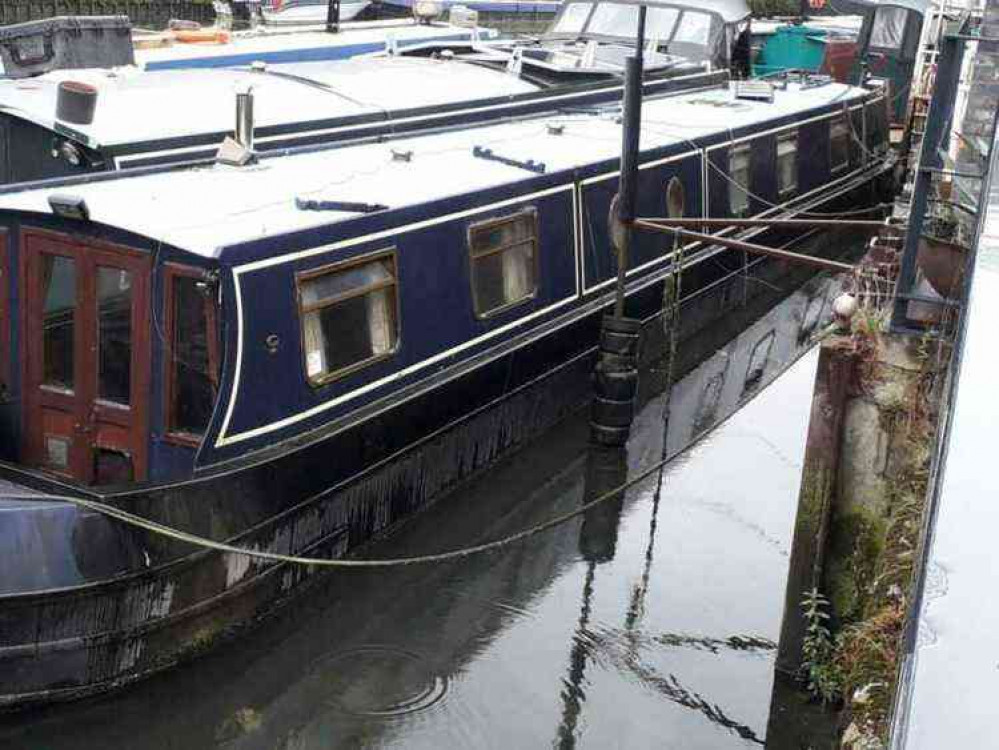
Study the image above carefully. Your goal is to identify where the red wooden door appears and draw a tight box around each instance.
[21,230,150,484]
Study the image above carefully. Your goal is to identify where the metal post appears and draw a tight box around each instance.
[614,5,646,318]
[326,0,341,33]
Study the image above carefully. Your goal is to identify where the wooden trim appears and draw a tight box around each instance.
[293,249,401,388]
[466,208,540,320]
[162,262,219,447]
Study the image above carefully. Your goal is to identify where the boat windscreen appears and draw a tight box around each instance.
[548,1,722,51]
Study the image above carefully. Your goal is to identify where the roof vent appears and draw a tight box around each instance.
[733,80,774,103]
[56,81,98,125]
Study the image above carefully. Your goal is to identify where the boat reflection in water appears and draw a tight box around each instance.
[2,271,843,748]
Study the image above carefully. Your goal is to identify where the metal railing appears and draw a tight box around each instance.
[890,12,999,331]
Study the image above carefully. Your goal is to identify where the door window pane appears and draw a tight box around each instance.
[41,254,75,390]
[170,275,215,435]
[97,266,132,404]
[299,255,399,384]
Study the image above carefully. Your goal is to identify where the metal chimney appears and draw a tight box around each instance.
[235,85,255,151]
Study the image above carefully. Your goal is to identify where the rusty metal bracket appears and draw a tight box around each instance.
[634,219,856,273]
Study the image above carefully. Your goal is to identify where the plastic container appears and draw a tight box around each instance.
[0,16,134,79]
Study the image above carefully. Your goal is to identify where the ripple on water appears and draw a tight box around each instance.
[314,646,448,719]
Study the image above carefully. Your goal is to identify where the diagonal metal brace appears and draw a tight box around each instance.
[472,145,546,174]
[635,219,855,272]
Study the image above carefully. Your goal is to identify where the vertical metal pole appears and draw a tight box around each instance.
[326,0,341,33]
[614,5,646,319]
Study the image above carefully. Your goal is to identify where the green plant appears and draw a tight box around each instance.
[800,588,843,704]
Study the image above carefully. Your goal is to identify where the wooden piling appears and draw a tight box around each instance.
[775,338,856,675]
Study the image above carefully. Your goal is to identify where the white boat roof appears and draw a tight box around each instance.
[0,57,538,150]
[0,81,871,258]
[134,19,494,69]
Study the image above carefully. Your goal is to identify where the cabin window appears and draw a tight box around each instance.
[666,176,685,218]
[298,253,399,385]
[588,2,640,37]
[552,2,593,33]
[830,116,850,173]
[468,209,538,318]
[673,11,712,45]
[870,6,907,50]
[777,132,798,197]
[728,144,752,217]
[646,7,680,40]
[41,254,76,390]
[165,265,218,440]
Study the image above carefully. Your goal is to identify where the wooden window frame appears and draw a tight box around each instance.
[830,115,851,174]
[776,131,798,199]
[467,207,540,320]
[295,248,401,388]
[163,262,220,447]
[728,143,752,217]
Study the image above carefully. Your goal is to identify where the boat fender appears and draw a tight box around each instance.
[590,315,641,446]
[173,29,232,44]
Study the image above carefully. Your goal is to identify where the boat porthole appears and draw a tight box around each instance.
[666,176,685,218]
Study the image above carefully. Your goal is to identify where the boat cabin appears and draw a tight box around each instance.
[542,0,751,72]
[0,76,890,489]
[851,0,926,123]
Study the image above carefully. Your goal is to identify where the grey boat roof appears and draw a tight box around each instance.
[0,80,871,259]
[0,57,539,150]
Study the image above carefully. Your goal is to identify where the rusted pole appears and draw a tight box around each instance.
[613,5,647,318]
[640,216,889,230]
[633,219,855,273]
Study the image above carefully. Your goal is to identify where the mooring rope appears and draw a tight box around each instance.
[1,451,677,569]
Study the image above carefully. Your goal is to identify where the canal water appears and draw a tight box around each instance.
[1,274,844,749]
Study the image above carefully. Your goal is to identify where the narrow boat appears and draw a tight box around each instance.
[0,65,892,707]
[0,0,743,185]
